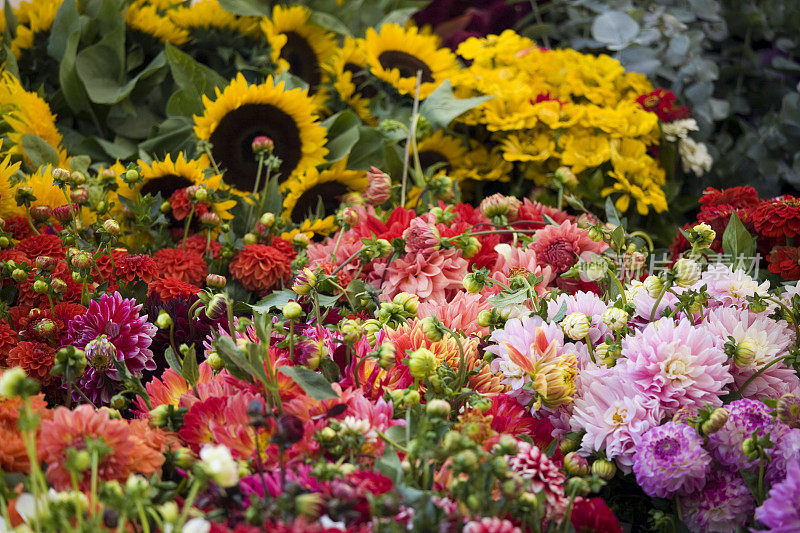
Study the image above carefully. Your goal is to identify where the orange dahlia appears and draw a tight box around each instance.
[38,405,163,490]
[148,277,202,301]
[229,244,293,293]
[386,319,507,395]
[152,248,208,285]
[6,341,56,386]
[0,394,47,473]
[0,322,19,366]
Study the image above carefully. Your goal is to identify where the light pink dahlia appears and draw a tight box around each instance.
[703,306,800,399]
[532,221,608,274]
[621,317,733,414]
[417,290,492,336]
[699,263,771,309]
[570,366,662,473]
[372,248,468,302]
[402,214,440,254]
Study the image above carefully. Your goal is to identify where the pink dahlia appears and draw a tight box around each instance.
[757,459,800,532]
[704,307,799,399]
[680,468,754,533]
[621,317,733,414]
[402,215,440,254]
[532,221,608,274]
[700,263,771,309]
[508,440,568,522]
[307,229,365,281]
[488,244,554,294]
[570,366,662,473]
[707,398,788,470]
[63,292,156,405]
[417,290,492,336]
[632,421,711,498]
[373,248,467,302]
[463,518,521,533]
[547,291,611,345]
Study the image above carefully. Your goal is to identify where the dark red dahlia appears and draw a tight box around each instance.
[15,233,65,260]
[751,197,800,238]
[767,246,800,280]
[698,186,759,210]
[570,497,622,533]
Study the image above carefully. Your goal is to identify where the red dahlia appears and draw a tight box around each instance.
[15,233,65,260]
[0,322,19,366]
[752,197,800,238]
[169,187,211,221]
[96,249,158,286]
[229,244,292,293]
[153,248,208,285]
[699,186,759,210]
[6,341,56,386]
[767,246,800,280]
[148,277,202,301]
[4,216,36,240]
[184,234,222,259]
[570,497,622,533]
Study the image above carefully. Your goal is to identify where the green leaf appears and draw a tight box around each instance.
[59,30,91,113]
[346,127,387,170]
[164,43,226,116]
[278,366,339,401]
[317,293,341,307]
[604,196,622,226]
[487,288,529,308]
[309,11,352,37]
[181,346,200,386]
[375,445,402,482]
[378,7,417,28]
[21,134,60,168]
[251,289,296,313]
[611,225,625,250]
[591,11,639,50]
[76,45,167,105]
[246,343,268,383]
[419,80,492,129]
[164,346,182,374]
[322,110,362,162]
[214,336,255,382]
[217,0,271,16]
[47,0,81,62]
[138,117,194,157]
[550,301,568,323]
[721,212,756,266]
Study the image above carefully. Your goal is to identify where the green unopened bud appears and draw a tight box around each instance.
[206,274,227,288]
[701,407,729,435]
[375,343,396,370]
[777,394,800,428]
[340,319,363,343]
[587,227,603,242]
[420,316,444,342]
[463,273,484,294]
[123,169,139,183]
[156,311,173,330]
[425,399,450,418]
[561,312,590,341]
[733,340,757,367]
[742,437,757,459]
[591,459,617,480]
[283,301,303,320]
[673,258,701,287]
[109,394,127,410]
[11,269,27,283]
[393,292,419,316]
[563,452,590,476]
[260,212,275,227]
[32,279,49,294]
[477,309,495,328]
[566,476,591,497]
[407,348,436,379]
[453,449,478,472]
[206,352,224,371]
[292,268,317,295]
[0,367,33,398]
[643,275,663,298]
[243,233,258,245]
[149,405,170,428]
[103,219,120,236]
[160,201,171,213]
[193,188,208,202]
[688,223,716,250]
[602,307,628,332]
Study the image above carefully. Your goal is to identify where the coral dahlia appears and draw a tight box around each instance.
[152,247,208,285]
[229,244,293,293]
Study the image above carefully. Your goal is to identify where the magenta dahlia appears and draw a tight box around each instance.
[63,292,157,405]
[680,467,754,532]
[756,459,800,532]
[707,398,788,470]
[632,421,711,498]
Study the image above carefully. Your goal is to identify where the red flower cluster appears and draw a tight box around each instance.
[636,88,690,122]
[230,244,293,293]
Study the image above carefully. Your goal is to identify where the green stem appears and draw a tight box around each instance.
[203,145,222,176]
[400,70,423,207]
[586,335,596,365]
[649,280,672,321]
[376,429,410,455]
[137,501,151,533]
[174,479,202,532]
[248,152,266,227]
[255,165,274,227]
[182,203,196,251]
[24,206,40,235]
[738,356,789,396]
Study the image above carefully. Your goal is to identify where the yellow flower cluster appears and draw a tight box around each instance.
[453,30,668,215]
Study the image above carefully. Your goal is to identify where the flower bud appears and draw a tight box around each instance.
[156,310,173,329]
[463,273,484,294]
[160,201,171,213]
[643,275,663,298]
[292,268,317,295]
[688,223,716,250]
[276,413,304,445]
[260,212,275,227]
[477,309,495,328]
[700,407,729,435]
[243,233,258,245]
[51,278,67,294]
[11,269,27,283]
[199,212,220,227]
[295,493,324,521]
[205,294,227,320]
[206,352,224,371]
[673,258,701,287]
[554,166,578,187]
[52,204,75,223]
[206,274,227,288]
[292,233,310,248]
[30,205,51,221]
[34,319,58,339]
[340,319,363,343]
[479,193,522,221]
[591,459,616,480]
[363,319,382,345]
[103,219,120,236]
[375,343,396,370]
[407,348,436,379]
[561,312,590,341]
[364,167,392,206]
[733,340,756,367]
[340,207,359,227]
[425,399,450,418]
[283,301,303,321]
[778,394,800,428]
[32,279,49,294]
[587,226,603,242]
[602,307,628,332]
[70,187,89,204]
[251,136,274,155]
[420,316,444,342]
[742,437,757,459]
[149,405,170,428]
[123,169,140,183]
[453,449,478,472]
[0,367,31,398]
[672,407,698,426]
[199,444,239,487]
[563,452,590,476]
[566,476,591,497]
[109,394,127,410]
[393,292,419,316]
[193,188,208,202]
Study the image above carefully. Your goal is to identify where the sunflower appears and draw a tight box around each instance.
[126,0,190,45]
[10,0,62,58]
[281,160,367,225]
[328,38,376,124]
[168,0,261,39]
[193,73,327,191]
[363,23,459,99]
[137,153,236,220]
[261,5,337,104]
[0,72,69,168]
[414,130,467,179]
[280,216,338,241]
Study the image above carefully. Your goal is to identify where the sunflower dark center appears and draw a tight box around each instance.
[291,181,349,223]
[417,150,450,171]
[377,51,434,83]
[209,103,302,188]
[281,31,321,93]
[344,62,378,98]
[140,174,193,199]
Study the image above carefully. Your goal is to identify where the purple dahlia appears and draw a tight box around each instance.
[63,292,156,405]
[707,398,788,470]
[756,459,800,532]
[681,467,754,532]
[633,421,711,498]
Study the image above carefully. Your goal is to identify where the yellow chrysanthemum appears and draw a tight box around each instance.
[460,140,512,182]
[126,0,190,45]
[137,153,235,220]
[328,37,376,124]
[261,5,336,105]
[0,73,69,168]
[10,0,62,57]
[558,133,611,174]
[280,216,337,241]
[281,160,367,225]
[363,23,459,99]
[500,132,556,163]
[194,73,328,192]
[168,0,261,39]
[0,146,23,219]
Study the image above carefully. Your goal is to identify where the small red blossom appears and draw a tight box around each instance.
[169,187,211,221]
[636,88,690,122]
[767,246,800,281]
[570,497,622,533]
[751,196,800,238]
[15,233,65,260]
[699,186,760,210]
[148,277,202,301]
